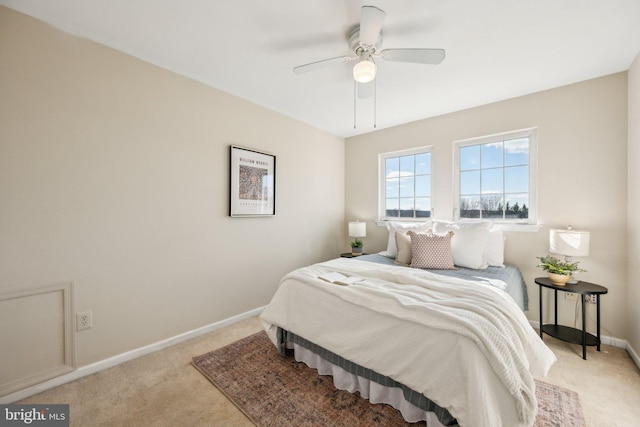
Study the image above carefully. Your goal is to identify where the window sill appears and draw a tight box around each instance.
[493,223,542,232]
[377,220,542,232]
[376,220,431,227]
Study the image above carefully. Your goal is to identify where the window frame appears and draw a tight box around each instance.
[453,128,538,225]
[378,146,434,222]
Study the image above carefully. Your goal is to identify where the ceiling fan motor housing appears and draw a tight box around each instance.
[349,28,383,59]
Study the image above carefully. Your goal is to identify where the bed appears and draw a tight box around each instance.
[260,222,556,427]
[356,253,529,312]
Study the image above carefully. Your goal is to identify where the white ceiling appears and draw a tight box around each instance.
[2,0,639,138]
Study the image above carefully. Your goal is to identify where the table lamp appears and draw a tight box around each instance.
[349,221,366,256]
[549,225,590,284]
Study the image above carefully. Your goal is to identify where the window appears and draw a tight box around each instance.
[454,128,537,223]
[379,147,432,220]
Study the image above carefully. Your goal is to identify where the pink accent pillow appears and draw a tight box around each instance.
[408,231,455,270]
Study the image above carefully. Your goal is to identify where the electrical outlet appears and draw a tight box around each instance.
[76,310,93,331]
[584,295,597,304]
[564,293,577,301]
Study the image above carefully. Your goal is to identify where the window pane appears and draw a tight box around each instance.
[399,176,414,198]
[386,157,399,178]
[386,178,399,198]
[461,170,480,195]
[416,153,431,175]
[399,198,414,217]
[481,168,503,194]
[460,195,481,218]
[415,175,430,197]
[386,198,399,218]
[415,197,431,217]
[481,142,503,169]
[482,195,504,218]
[505,165,528,193]
[505,194,529,219]
[381,149,432,220]
[504,138,529,166]
[460,145,480,171]
[399,155,414,176]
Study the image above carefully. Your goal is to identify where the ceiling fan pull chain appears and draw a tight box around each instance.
[353,80,357,129]
[373,77,377,129]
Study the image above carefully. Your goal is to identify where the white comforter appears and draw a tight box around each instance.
[260,258,556,427]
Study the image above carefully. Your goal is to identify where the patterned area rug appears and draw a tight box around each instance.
[192,331,585,427]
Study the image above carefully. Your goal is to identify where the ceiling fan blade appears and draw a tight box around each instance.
[293,55,356,74]
[359,6,386,47]
[379,48,445,65]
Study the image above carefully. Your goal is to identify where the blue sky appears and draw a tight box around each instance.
[385,153,431,212]
[460,138,529,205]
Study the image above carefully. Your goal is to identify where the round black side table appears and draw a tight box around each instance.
[535,277,608,360]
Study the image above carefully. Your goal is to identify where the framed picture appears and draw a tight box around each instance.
[229,145,276,217]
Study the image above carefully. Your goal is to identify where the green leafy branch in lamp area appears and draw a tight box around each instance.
[536,255,586,276]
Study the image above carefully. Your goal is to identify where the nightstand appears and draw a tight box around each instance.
[535,277,608,360]
[340,253,367,258]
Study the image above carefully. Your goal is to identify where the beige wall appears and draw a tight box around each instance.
[0,6,345,370]
[2,3,637,392]
[628,52,640,358]
[346,73,629,339]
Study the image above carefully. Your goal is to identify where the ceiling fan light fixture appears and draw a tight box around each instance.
[353,59,377,83]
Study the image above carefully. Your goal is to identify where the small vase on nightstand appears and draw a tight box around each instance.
[350,237,364,256]
[537,255,585,287]
[548,272,570,286]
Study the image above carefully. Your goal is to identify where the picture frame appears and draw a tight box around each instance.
[229,145,276,217]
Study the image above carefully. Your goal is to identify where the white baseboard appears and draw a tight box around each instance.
[627,341,640,370]
[0,306,266,404]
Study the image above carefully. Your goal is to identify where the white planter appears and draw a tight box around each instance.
[548,272,570,286]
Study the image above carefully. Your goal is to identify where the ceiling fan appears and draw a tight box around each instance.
[293,5,445,84]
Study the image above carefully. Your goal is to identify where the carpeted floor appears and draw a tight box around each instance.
[192,331,585,427]
[13,317,640,426]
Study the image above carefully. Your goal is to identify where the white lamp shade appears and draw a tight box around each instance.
[353,60,377,83]
[348,221,366,238]
[549,229,590,257]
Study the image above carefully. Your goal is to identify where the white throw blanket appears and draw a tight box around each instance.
[261,258,556,427]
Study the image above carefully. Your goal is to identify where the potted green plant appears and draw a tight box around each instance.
[537,255,586,286]
[351,238,364,256]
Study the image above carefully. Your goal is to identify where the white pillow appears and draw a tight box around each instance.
[484,228,505,267]
[432,220,491,269]
[379,220,432,258]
